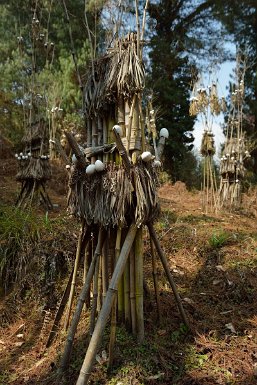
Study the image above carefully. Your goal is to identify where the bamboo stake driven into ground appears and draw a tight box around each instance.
[150,238,161,323]
[147,223,190,331]
[135,227,144,342]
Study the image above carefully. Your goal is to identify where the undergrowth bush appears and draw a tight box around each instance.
[0,204,73,297]
[0,204,49,293]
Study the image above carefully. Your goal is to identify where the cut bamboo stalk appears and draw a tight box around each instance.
[135,227,144,343]
[117,95,125,138]
[91,118,98,163]
[90,253,100,336]
[83,242,90,311]
[58,228,106,375]
[103,117,108,162]
[126,95,136,152]
[108,232,117,369]
[97,256,102,312]
[150,238,161,323]
[147,223,190,330]
[102,238,108,300]
[108,296,117,369]
[97,116,103,148]
[65,219,86,330]
[138,97,145,152]
[116,227,124,321]
[124,258,131,329]
[129,248,136,335]
[87,119,92,148]
[76,223,137,385]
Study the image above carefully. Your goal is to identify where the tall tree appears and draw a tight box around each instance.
[213,1,257,175]
[147,0,225,179]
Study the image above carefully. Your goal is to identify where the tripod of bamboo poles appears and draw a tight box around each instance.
[15,5,54,209]
[189,78,226,212]
[44,4,190,383]
[51,121,190,382]
[218,52,251,210]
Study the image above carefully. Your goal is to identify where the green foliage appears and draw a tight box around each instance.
[0,205,43,291]
[208,230,230,249]
[185,346,209,370]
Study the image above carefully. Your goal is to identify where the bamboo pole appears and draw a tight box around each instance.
[108,230,117,369]
[102,238,108,300]
[108,295,117,369]
[129,248,136,335]
[150,238,161,323]
[87,119,92,147]
[76,223,137,385]
[147,223,190,330]
[116,227,124,321]
[135,227,144,342]
[91,119,98,163]
[64,219,86,330]
[124,258,131,329]
[97,256,102,312]
[89,253,100,336]
[59,228,106,375]
[126,95,136,152]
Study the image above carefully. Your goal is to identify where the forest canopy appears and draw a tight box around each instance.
[0,0,257,181]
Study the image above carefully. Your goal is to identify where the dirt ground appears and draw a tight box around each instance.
[1,155,257,385]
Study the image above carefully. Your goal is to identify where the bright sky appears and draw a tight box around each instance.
[193,60,236,160]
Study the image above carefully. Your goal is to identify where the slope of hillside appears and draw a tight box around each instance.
[1,153,257,385]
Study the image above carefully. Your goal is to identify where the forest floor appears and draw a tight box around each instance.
[1,153,257,385]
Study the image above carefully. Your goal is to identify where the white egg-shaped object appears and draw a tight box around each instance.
[86,164,96,175]
[72,154,77,163]
[15,153,18,158]
[95,160,105,172]
[113,125,123,136]
[160,128,169,139]
[66,164,71,170]
[153,160,162,167]
[141,151,152,162]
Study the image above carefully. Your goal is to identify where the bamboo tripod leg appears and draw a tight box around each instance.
[89,255,100,336]
[59,228,106,375]
[150,238,161,323]
[65,219,86,330]
[147,223,190,331]
[129,248,136,335]
[135,228,144,343]
[76,223,137,385]
[108,227,122,367]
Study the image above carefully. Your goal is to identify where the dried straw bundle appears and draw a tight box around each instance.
[16,158,51,182]
[83,33,145,118]
[200,131,215,157]
[67,160,160,227]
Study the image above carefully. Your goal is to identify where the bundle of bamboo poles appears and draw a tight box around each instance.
[51,29,190,385]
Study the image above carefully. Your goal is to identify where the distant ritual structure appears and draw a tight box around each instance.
[51,30,189,385]
[15,12,53,209]
[190,80,226,212]
[218,53,251,209]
